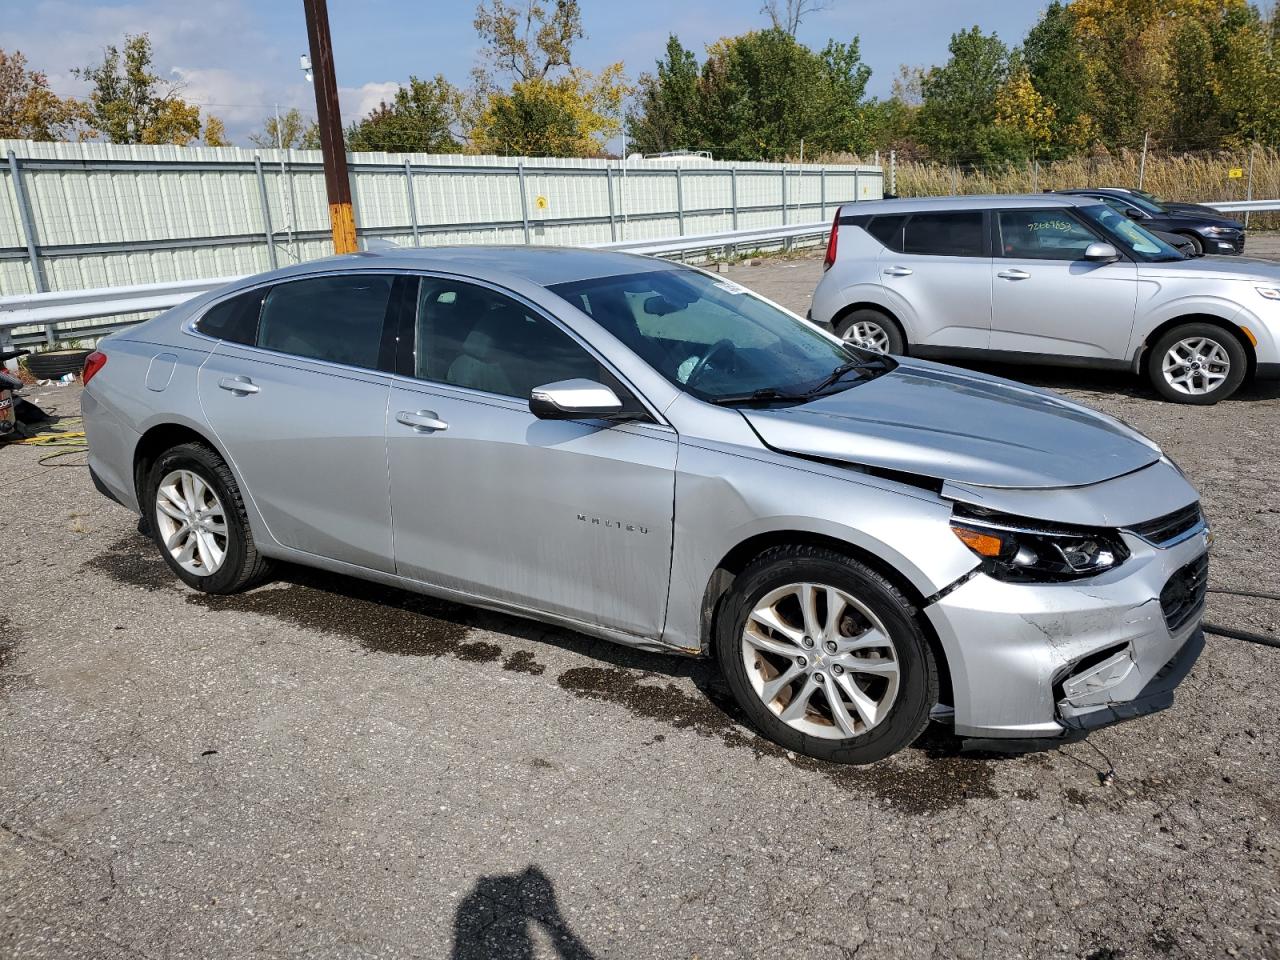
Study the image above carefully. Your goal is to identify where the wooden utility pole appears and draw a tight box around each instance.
[302,0,356,254]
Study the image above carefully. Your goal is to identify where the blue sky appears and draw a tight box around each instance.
[7,0,1050,146]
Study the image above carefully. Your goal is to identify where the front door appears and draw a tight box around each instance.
[990,208,1138,360]
[197,273,399,573]
[386,277,677,638]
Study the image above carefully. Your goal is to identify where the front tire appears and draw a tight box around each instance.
[1179,232,1205,257]
[145,442,273,593]
[715,545,938,764]
[834,308,905,355]
[1146,323,1247,404]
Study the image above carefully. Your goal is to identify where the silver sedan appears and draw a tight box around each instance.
[82,246,1209,763]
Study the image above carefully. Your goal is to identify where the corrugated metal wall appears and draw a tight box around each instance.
[0,141,882,298]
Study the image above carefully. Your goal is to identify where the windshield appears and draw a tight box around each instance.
[1128,189,1167,212]
[548,268,891,404]
[1077,204,1186,262]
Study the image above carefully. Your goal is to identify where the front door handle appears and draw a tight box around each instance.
[997,269,1031,281]
[396,410,449,432]
[883,266,913,277]
[218,376,259,395]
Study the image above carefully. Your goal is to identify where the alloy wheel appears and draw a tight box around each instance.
[154,469,229,576]
[741,582,901,740]
[841,320,891,353]
[1162,336,1231,396]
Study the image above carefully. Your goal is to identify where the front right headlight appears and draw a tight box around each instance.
[949,507,1130,583]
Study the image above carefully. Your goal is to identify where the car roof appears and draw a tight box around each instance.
[250,245,677,289]
[839,194,1096,216]
[1054,187,1134,198]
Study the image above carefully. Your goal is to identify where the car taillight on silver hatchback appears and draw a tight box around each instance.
[823,210,839,271]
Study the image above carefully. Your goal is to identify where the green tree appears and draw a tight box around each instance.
[347,75,462,153]
[917,27,1014,163]
[626,35,702,154]
[249,107,321,149]
[0,48,90,141]
[628,28,873,161]
[74,33,209,145]
[1023,2,1094,156]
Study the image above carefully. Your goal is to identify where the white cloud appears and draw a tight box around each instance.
[339,81,402,124]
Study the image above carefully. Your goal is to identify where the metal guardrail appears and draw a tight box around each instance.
[0,221,834,357]
[1205,199,1280,212]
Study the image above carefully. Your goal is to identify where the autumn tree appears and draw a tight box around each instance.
[1022,2,1095,156]
[347,75,462,153]
[249,108,321,149]
[75,33,220,146]
[993,57,1055,158]
[761,0,831,36]
[0,48,89,141]
[467,0,628,157]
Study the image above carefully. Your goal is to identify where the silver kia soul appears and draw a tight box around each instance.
[82,247,1209,764]
[810,194,1280,403]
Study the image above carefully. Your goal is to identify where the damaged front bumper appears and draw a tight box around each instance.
[924,522,1210,741]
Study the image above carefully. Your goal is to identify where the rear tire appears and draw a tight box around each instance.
[144,442,274,593]
[1146,322,1247,405]
[714,545,937,764]
[834,308,905,355]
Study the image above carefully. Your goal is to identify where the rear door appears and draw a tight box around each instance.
[873,210,992,349]
[197,272,402,573]
[990,208,1138,360]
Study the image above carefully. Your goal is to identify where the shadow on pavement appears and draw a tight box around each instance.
[451,865,597,960]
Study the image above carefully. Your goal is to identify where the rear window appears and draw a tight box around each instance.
[866,215,907,251]
[196,289,264,345]
[901,211,986,257]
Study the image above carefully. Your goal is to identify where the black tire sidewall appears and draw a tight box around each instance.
[835,309,905,355]
[1147,323,1247,404]
[145,444,253,593]
[1180,232,1205,256]
[715,550,936,764]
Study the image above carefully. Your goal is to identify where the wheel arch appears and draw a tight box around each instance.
[1134,313,1257,380]
[698,529,954,710]
[132,421,225,529]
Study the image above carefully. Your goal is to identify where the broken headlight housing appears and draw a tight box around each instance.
[949,506,1130,583]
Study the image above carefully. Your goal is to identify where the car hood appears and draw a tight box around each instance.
[1161,201,1241,223]
[1137,254,1280,282]
[741,360,1161,490]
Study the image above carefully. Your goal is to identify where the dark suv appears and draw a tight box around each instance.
[1054,187,1245,256]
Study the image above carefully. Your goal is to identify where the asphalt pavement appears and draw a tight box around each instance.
[3,243,1279,960]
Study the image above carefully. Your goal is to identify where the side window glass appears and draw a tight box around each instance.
[257,274,394,369]
[197,289,264,345]
[901,212,985,257]
[415,280,607,400]
[866,215,906,252]
[999,210,1098,261]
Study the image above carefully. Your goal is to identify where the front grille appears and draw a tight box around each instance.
[1160,554,1209,634]
[1128,502,1203,546]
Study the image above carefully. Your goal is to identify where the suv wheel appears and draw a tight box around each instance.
[715,545,938,764]
[1147,323,1247,404]
[834,309,904,355]
[145,442,274,593]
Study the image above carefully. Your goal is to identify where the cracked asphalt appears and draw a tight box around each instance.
[3,246,1280,959]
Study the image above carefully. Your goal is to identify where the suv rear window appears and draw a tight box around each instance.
[901,211,986,257]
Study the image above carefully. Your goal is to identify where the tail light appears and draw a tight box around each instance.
[823,209,840,271]
[82,350,107,385]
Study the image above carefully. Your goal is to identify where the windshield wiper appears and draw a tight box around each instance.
[799,356,891,397]
[707,388,808,406]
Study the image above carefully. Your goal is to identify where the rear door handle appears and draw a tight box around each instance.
[997,269,1031,281]
[218,376,259,394]
[882,266,913,277]
[396,410,449,432]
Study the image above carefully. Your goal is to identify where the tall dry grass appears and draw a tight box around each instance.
[890,147,1280,229]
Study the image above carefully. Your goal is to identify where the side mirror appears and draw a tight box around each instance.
[529,378,625,420]
[1124,208,1146,220]
[1084,242,1120,263]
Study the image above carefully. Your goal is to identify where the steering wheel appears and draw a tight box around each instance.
[684,338,736,389]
